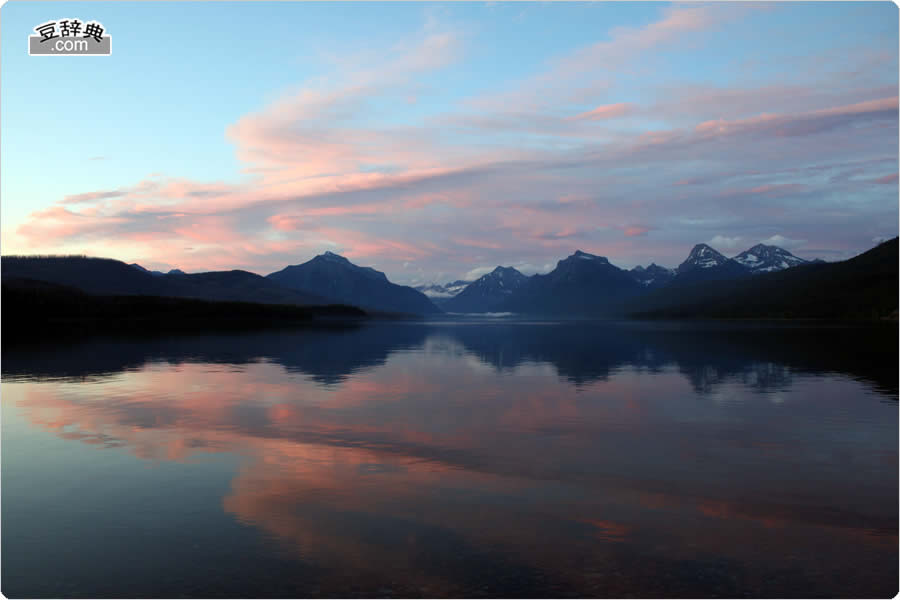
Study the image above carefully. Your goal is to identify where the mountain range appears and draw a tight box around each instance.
[2,239,895,320]
[413,279,472,309]
[632,238,897,320]
[2,256,330,306]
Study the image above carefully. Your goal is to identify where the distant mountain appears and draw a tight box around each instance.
[444,266,528,313]
[129,263,187,277]
[414,280,471,308]
[632,238,898,320]
[733,244,808,274]
[129,262,165,277]
[3,256,331,306]
[629,263,675,289]
[503,250,644,316]
[671,244,750,284]
[414,280,471,298]
[266,251,440,315]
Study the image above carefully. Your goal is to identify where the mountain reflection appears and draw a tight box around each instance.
[4,321,896,396]
[2,321,897,597]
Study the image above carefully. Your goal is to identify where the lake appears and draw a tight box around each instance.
[2,320,897,598]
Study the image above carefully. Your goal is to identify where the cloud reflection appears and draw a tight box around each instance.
[3,323,897,596]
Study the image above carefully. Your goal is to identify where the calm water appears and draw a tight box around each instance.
[2,320,897,598]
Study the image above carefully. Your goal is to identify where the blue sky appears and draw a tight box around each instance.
[2,1,897,284]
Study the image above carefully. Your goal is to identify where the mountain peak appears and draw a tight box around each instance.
[319,250,350,262]
[690,243,717,254]
[734,243,807,274]
[630,262,675,287]
[480,265,526,283]
[568,250,609,264]
[306,252,390,283]
[443,265,528,312]
[266,253,439,314]
[679,244,728,271]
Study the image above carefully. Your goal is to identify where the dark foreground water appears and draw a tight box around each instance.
[2,320,897,598]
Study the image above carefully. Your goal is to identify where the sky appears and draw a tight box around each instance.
[1,1,897,285]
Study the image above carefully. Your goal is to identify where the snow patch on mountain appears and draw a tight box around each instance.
[415,280,471,298]
[733,244,808,274]
[681,244,729,270]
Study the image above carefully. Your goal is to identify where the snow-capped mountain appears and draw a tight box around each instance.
[672,244,750,284]
[443,266,528,313]
[629,263,676,288]
[733,244,808,274]
[678,244,731,271]
[414,280,471,299]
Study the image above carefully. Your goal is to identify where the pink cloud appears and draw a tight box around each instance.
[694,97,898,139]
[874,173,898,184]
[304,203,386,217]
[748,184,806,195]
[268,215,306,232]
[61,190,126,204]
[570,103,631,121]
[623,226,651,237]
[310,227,435,262]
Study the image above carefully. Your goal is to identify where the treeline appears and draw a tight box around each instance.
[2,278,366,340]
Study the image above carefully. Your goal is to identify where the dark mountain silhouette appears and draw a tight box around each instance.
[2,255,331,306]
[733,244,808,274]
[632,237,898,320]
[670,244,750,285]
[443,266,528,313]
[502,250,643,316]
[267,251,440,315]
[629,263,676,289]
[129,263,163,276]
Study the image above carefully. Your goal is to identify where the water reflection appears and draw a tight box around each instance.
[4,321,896,396]
[2,321,897,597]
